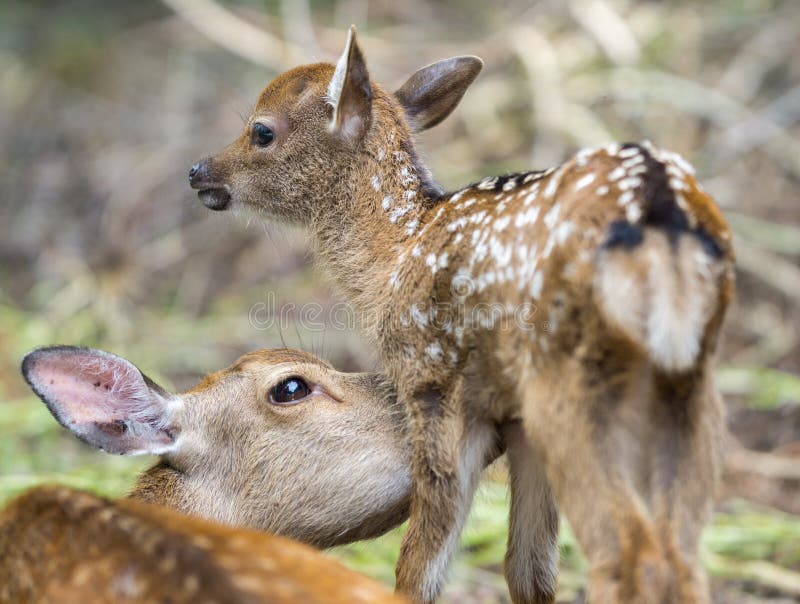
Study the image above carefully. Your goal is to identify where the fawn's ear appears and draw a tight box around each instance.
[395,56,483,132]
[327,25,372,143]
[21,346,180,456]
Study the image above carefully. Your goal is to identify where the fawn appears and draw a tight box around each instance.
[189,26,735,603]
[0,485,406,603]
[20,345,418,548]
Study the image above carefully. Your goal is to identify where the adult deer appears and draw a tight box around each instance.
[0,485,406,604]
[20,345,416,547]
[190,26,734,603]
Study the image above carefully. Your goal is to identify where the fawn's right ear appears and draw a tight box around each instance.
[395,55,483,132]
[21,346,180,456]
[326,25,372,144]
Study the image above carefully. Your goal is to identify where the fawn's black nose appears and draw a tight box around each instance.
[189,160,208,186]
[189,158,231,211]
[189,159,218,191]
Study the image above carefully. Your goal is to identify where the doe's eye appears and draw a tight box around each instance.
[270,376,312,405]
[252,123,274,147]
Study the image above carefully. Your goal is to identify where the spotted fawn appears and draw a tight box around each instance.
[190,26,734,604]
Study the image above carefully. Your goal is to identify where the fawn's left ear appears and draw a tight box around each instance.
[327,25,372,143]
[395,56,483,132]
[21,346,180,456]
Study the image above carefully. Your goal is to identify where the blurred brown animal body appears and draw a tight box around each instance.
[0,485,406,604]
[20,345,413,548]
[191,27,735,604]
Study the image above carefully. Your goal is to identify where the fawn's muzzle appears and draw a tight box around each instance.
[189,159,231,211]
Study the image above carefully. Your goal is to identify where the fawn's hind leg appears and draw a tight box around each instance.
[502,420,559,604]
[647,369,723,604]
[518,356,710,604]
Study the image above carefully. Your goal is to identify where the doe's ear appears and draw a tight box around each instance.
[21,346,179,456]
[395,56,483,132]
[327,25,372,143]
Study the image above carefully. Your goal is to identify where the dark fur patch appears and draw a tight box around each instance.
[603,220,644,250]
[694,225,724,259]
[460,170,547,194]
[414,385,444,418]
[624,143,690,242]
[622,142,725,257]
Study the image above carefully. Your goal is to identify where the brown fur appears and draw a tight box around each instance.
[191,27,734,604]
[0,485,406,603]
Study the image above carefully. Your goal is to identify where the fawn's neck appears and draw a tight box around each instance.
[310,119,440,338]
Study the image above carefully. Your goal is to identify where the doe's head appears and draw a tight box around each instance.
[21,345,411,547]
[189,26,482,220]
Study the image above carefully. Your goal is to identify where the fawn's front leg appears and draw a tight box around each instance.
[394,384,497,603]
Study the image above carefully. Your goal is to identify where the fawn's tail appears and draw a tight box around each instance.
[593,147,733,372]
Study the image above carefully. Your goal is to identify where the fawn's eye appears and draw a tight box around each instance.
[252,123,274,147]
[270,376,312,405]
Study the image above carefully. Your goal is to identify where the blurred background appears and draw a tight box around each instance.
[1,0,799,601]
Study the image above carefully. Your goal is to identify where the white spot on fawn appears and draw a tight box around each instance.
[515,206,540,228]
[626,204,642,222]
[410,305,428,328]
[574,173,596,191]
[529,271,544,299]
[544,203,561,230]
[425,342,443,362]
[608,166,626,182]
[477,177,497,190]
[618,146,641,159]
[389,203,413,223]
[619,176,642,191]
[544,172,560,198]
[622,154,645,168]
[556,221,573,245]
[618,190,635,206]
[669,177,689,192]
[493,215,511,231]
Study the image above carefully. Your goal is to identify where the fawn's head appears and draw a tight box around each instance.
[189,26,481,221]
[21,345,411,547]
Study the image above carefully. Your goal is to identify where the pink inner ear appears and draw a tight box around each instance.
[27,351,155,426]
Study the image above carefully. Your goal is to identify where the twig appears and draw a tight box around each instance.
[727,212,800,257]
[705,551,800,596]
[569,0,640,66]
[734,238,800,301]
[159,0,290,70]
[726,447,800,481]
